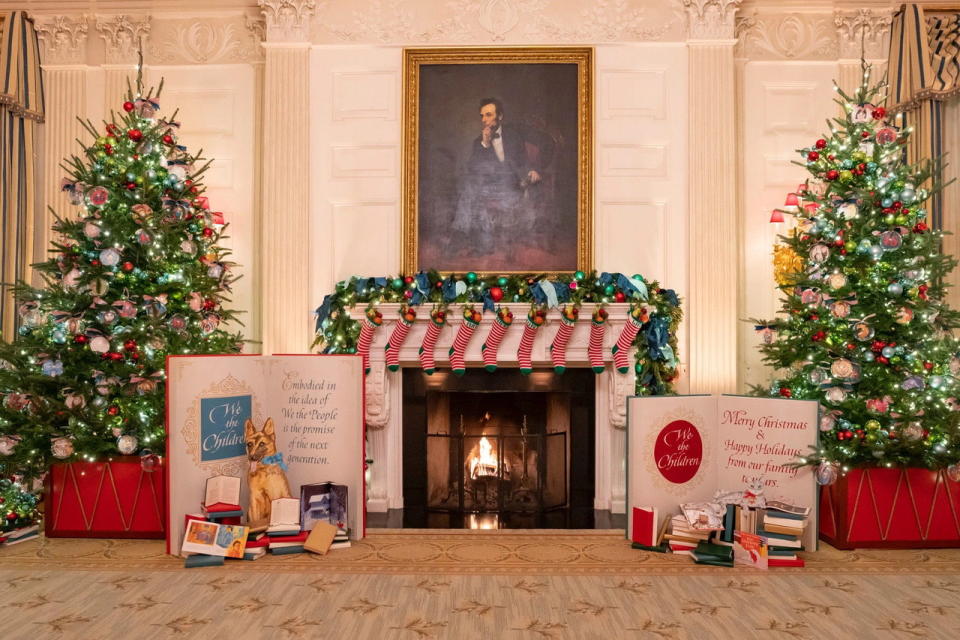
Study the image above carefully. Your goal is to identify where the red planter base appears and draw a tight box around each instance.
[819,467,960,549]
[44,456,167,539]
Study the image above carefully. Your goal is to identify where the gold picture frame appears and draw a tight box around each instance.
[402,47,593,276]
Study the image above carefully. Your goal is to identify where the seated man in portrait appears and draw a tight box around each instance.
[452,98,556,255]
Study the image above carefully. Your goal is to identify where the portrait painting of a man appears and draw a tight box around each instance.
[404,48,592,275]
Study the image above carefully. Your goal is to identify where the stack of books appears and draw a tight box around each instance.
[267,497,306,555]
[757,501,809,567]
[689,540,734,567]
[664,514,712,554]
[0,524,39,546]
[241,530,269,561]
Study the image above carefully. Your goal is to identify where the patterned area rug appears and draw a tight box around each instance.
[1,532,960,639]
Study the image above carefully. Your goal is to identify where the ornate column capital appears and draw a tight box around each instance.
[683,0,742,41]
[34,14,90,66]
[258,0,317,43]
[834,8,893,60]
[95,14,152,64]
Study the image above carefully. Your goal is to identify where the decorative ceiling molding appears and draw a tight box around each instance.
[95,14,151,64]
[258,0,317,43]
[318,0,681,44]
[736,12,838,60]
[682,0,742,40]
[34,14,90,66]
[148,16,264,64]
[834,8,893,60]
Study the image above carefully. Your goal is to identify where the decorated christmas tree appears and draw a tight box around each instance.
[0,74,242,481]
[755,65,960,482]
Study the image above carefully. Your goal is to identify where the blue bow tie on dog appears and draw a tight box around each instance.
[260,452,288,471]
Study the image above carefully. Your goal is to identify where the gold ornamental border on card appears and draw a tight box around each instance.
[401,46,594,277]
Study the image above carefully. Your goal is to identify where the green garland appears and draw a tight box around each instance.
[314,270,682,395]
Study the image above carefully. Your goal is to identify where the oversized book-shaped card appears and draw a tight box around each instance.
[166,354,365,556]
[204,475,241,510]
[626,395,819,551]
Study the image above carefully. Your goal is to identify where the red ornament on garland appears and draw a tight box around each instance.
[489,287,504,302]
[779,387,792,398]
[122,101,135,112]
[128,129,143,142]
[614,292,626,303]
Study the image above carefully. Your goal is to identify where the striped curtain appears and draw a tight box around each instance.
[0,11,44,340]
[888,5,960,230]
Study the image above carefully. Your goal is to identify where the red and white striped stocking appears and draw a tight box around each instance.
[356,309,382,375]
[612,306,649,374]
[384,306,416,372]
[449,306,482,376]
[518,307,547,375]
[550,305,579,374]
[588,306,608,373]
[482,307,513,372]
[418,308,447,375]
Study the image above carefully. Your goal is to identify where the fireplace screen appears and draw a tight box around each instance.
[427,404,567,514]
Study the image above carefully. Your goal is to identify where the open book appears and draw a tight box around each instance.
[268,497,301,534]
[204,475,241,511]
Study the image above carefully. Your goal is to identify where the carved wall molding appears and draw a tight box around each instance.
[148,16,264,64]
[35,14,90,66]
[259,0,317,43]
[318,0,681,44]
[95,14,151,65]
[736,12,838,60]
[683,0,741,40]
[834,8,893,60]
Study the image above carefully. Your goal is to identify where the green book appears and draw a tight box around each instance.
[694,541,734,560]
[631,541,669,553]
[270,545,305,555]
[184,554,225,568]
[689,550,734,567]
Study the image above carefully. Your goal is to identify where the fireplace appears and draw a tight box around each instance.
[403,368,594,528]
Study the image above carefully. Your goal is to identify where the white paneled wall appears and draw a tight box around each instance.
[145,65,258,343]
[740,62,838,389]
[595,44,688,386]
[310,47,402,302]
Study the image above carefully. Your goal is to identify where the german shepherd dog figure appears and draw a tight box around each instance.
[245,417,293,524]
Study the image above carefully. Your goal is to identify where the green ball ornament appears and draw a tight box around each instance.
[631,274,644,282]
[574,270,585,281]
[865,433,878,443]
[392,278,404,290]
[883,214,895,225]
[844,241,857,252]
[852,151,867,163]
[497,277,508,286]
[466,272,477,283]
[95,150,107,160]
[895,214,908,225]
[604,284,616,296]
[839,170,853,182]
[865,419,880,431]
[96,136,108,146]
[634,362,643,374]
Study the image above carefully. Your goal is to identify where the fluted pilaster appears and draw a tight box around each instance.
[260,42,312,352]
[685,0,740,394]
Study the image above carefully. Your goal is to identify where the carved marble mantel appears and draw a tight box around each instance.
[357,303,645,513]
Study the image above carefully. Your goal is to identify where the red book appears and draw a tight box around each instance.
[768,557,805,567]
[632,506,656,545]
[265,531,309,544]
[245,537,271,549]
[203,502,242,513]
[183,513,207,530]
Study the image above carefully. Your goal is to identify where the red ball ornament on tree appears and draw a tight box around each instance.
[162,134,173,145]
[123,101,135,112]
[489,287,504,302]
[107,406,119,416]
[825,169,839,181]
[779,387,792,398]
[126,182,137,191]
[807,151,820,161]
[872,107,886,120]
[123,340,137,352]
[815,139,827,149]
[203,298,216,311]
[614,292,626,303]
[128,129,143,142]
[201,227,214,238]
[91,259,101,267]
[122,261,134,272]
[74,334,88,344]
[104,144,113,155]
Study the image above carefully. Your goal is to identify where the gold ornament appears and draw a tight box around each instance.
[773,244,804,286]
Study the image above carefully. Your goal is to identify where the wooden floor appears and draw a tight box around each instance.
[1,531,959,638]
